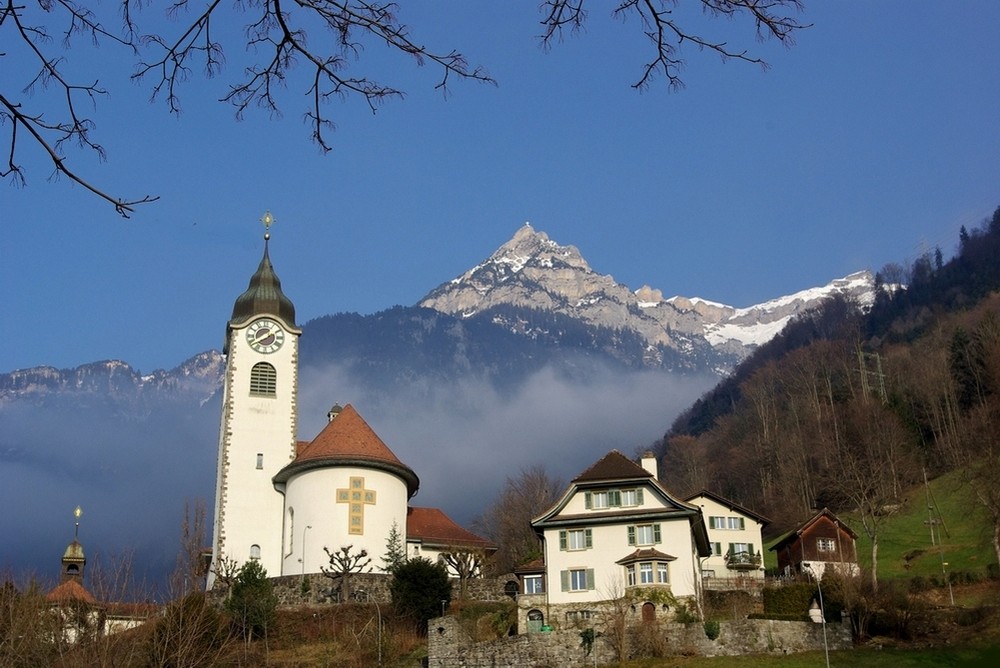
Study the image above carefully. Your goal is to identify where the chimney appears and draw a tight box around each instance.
[640,451,658,479]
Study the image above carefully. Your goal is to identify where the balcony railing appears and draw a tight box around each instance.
[724,551,762,571]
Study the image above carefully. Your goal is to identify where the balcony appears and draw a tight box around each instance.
[724,550,762,571]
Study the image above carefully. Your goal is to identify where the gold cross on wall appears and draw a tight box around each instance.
[336,477,377,535]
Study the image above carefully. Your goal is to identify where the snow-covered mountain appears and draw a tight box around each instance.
[420,223,875,367]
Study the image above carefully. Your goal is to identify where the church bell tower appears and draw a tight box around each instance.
[207,212,300,588]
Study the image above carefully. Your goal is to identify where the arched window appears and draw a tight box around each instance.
[285,507,294,556]
[249,362,276,396]
[250,544,261,560]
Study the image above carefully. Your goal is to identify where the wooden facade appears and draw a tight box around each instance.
[770,508,858,578]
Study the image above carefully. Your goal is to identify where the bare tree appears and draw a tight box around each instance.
[3,1,807,215]
[169,498,209,599]
[474,465,563,574]
[439,547,485,600]
[321,545,372,602]
[827,397,915,589]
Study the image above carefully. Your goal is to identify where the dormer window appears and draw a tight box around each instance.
[584,488,643,510]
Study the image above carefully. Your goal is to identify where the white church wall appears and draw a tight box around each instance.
[281,465,410,576]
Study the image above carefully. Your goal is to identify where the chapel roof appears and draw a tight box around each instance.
[406,507,496,551]
[273,404,419,496]
[572,450,653,483]
[46,579,97,605]
[62,539,85,561]
[230,239,296,328]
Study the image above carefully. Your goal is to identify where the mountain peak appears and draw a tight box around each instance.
[420,224,876,370]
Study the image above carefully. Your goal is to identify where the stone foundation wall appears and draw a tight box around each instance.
[428,615,852,666]
[263,573,515,607]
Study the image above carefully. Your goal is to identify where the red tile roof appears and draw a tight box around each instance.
[295,404,406,466]
[275,404,419,495]
[46,579,97,605]
[407,507,496,551]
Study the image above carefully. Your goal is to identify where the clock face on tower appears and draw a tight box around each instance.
[245,318,286,354]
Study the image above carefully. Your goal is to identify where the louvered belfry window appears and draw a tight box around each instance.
[250,362,277,396]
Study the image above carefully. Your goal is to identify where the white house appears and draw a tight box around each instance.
[684,490,770,582]
[525,450,711,630]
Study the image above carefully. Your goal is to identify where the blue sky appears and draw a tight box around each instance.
[4,1,999,374]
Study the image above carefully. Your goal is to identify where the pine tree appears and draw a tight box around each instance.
[380,520,407,574]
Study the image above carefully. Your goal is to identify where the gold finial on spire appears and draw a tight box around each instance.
[261,210,275,241]
[74,506,82,539]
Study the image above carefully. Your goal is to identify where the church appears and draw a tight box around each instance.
[206,215,492,589]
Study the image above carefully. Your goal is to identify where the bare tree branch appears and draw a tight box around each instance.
[541,0,808,90]
[1,0,156,216]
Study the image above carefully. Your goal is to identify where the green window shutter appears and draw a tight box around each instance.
[636,489,644,505]
[749,543,755,555]
[739,517,746,530]
[653,524,662,544]
[586,569,595,590]
[559,530,567,551]
[584,491,592,509]
[585,528,593,548]
[728,543,736,556]
[610,490,621,507]
[560,570,569,592]
[627,525,636,546]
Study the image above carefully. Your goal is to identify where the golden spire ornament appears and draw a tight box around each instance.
[261,211,275,240]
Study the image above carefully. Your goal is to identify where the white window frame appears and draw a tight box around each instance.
[569,569,589,591]
[524,575,544,594]
[620,488,639,507]
[817,538,836,552]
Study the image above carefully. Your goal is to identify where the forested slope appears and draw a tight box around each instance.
[659,207,1000,574]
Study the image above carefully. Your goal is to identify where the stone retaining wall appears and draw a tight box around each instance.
[427,615,852,666]
[264,573,514,607]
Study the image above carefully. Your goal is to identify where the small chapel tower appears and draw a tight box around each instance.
[207,213,301,588]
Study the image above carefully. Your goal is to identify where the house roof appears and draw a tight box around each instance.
[533,449,712,558]
[46,579,97,605]
[513,557,545,575]
[406,507,496,552]
[572,450,654,483]
[769,508,858,552]
[684,489,771,527]
[273,404,419,496]
[615,548,677,565]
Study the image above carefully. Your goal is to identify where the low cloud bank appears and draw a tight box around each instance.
[1,363,714,589]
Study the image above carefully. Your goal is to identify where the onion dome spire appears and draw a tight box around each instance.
[230,211,296,327]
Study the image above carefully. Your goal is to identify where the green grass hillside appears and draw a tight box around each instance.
[764,469,997,583]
